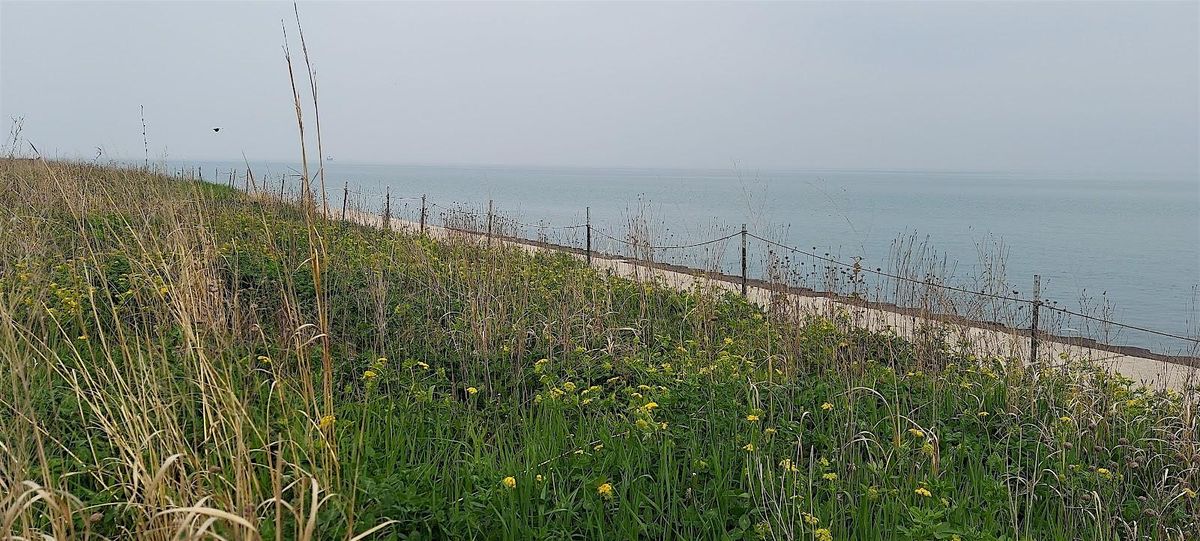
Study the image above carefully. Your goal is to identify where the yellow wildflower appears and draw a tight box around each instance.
[597,482,614,499]
[1096,468,1112,478]
[593,444,604,451]
[915,487,932,497]
[363,369,378,379]
[764,427,777,435]
[318,414,336,430]
[746,414,760,422]
[256,355,271,364]
[822,472,837,481]
[815,528,832,541]
[1184,488,1197,499]
[467,387,479,395]
[642,401,659,412]
[563,381,577,392]
[977,411,989,418]
[415,361,429,370]
[723,337,734,345]
[802,513,819,526]
[502,476,516,489]
[536,474,544,483]
[908,428,925,438]
[743,443,755,452]
[821,402,833,411]
[1059,416,1072,423]
[779,459,799,473]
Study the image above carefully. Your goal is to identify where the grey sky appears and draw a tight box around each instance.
[2,1,1197,175]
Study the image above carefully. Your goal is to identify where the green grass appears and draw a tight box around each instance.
[1,159,1197,540]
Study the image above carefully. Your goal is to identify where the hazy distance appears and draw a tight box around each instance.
[1,1,1197,177]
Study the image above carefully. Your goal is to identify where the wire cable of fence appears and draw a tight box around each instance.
[745,232,1031,304]
[593,229,741,251]
[323,187,1200,348]
[426,204,585,230]
[501,218,588,231]
[746,232,1199,345]
[1039,304,1200,344]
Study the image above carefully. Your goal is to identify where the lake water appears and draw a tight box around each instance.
[171,160,1200,355]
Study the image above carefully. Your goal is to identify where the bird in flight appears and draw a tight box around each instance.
[212,127,221,133]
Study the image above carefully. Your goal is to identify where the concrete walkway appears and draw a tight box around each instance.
[340,207,1197,390]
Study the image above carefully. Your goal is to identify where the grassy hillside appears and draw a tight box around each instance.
[1,159,1197,540]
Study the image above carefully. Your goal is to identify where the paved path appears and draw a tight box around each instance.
[339,207,1197,390]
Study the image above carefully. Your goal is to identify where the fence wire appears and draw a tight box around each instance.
[232,174,1200,351]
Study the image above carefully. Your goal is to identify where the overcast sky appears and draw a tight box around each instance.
[2,1,1197,175]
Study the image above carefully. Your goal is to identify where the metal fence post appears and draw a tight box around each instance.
[586,206,592,265]
[279,176,286,201]
[740,224,748,297]
[341,182,348,221]
[486,199,494,246]
[420,194,427,235]
[1030,274,1041,365]
[384,187,391,231]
